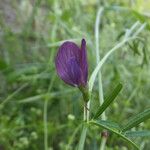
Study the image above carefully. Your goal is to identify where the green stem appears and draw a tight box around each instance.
[100,137,107,150]
[0,83,28,107]
[84,102,88,121]
[44,99,48,150]
[95,7,106,120]
[78,87,90,150]
[78,125,88,150]
[95,6,107,150]
[43,75,56,150]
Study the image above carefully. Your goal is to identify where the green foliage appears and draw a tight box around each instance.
[0,0,150,150]
[93,83,123,119]
[77,125,88,150]
[122,109,150,132]
[125,130,150,138]
[90,120,139,150]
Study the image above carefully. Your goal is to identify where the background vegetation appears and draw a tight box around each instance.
[0,0,150,149]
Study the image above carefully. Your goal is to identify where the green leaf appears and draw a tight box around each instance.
[94,120,122,131]
[122,108,150,132]
[77,125,88,150]
[125,130,150,138]
[90,120,139,150]
[93,83,123,119]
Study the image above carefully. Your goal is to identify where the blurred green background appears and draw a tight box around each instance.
[0,0,150,150]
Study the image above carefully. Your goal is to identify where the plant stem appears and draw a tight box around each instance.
[79,86,90,121]
[84,102,89,121]
[84,102,87,121]
[95,7,106,120]
[89,22,146,93]
[78,88,90,150]
[99,137,107,150]
[77,103,88,150]
[44,99,48,150]
[78,125,88,150]
[95,6,107,150]
[0,83,28,107]
[87,101,90,121]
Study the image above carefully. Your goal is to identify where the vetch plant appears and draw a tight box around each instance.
[55,39,88,88]
[55,39,89,121]
[55,23,150,150]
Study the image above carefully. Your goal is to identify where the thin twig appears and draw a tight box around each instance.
[95,7,107,150]
[43,75,56,150]
[0,83,28,107]
[95,7,106,120]
[44,99,48,150]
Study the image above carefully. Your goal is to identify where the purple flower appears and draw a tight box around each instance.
[55,39,88,87]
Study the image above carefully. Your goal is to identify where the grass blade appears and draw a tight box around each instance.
[93,83,123,119]
[122,108,150,132]
[18,89,75,103]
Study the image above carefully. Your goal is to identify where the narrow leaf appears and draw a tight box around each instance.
[93,83,123,119]
[94,120,122,131]
[90,120,139,150]
[125,130,150,138]
[122,108,150,132]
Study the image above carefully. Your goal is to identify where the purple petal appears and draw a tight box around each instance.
[66,57,81,86]
[55,57,81,86]
[57,41,81,66]
[55,41,81,86]
[80,39,88,86]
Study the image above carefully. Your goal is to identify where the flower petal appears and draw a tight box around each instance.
[56,41,81,66]
[55,57,81,86]
[55,41,81,86]
[66,57,81,86]
[80,39,88,85]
